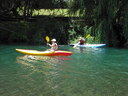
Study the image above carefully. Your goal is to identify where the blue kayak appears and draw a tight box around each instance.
[70,44,106,48]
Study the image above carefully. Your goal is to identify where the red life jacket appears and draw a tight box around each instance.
[79,39,84,44]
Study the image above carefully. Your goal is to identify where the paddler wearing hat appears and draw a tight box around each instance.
[47,38,58,51]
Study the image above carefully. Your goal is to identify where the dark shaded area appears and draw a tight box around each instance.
[0,0,71,45]
[0,16,71,45]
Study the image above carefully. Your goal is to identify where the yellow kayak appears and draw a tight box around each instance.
[16,49,72,56]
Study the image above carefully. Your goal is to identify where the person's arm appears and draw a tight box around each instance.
[47,43,52,47]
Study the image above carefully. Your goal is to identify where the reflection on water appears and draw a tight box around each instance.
[16,55,71,73]
[16,55,72,91]
[73,47,86,53]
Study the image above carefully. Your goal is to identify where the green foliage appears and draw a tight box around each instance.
[0,0,68,18]
[69,25,101,44]
[69,0,128,47]
[1,0,128,47]
[68,29,77,40]
[123,4,128,39]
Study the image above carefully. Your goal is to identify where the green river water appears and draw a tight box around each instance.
[0,45,128,96]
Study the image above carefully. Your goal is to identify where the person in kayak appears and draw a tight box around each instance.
[79,37,85,45]
[73,37,85,48]
[47,38,58,51]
